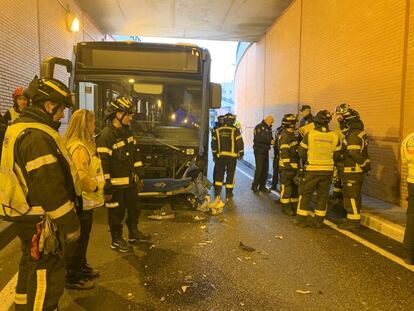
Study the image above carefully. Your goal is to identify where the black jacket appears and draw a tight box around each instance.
[253,120,273,154]
[299,113,314,128]
[12,107,79,232]
[278,129,300,170]
[211,124,244,159]
[343,120,370,173]
[96,124,143,195]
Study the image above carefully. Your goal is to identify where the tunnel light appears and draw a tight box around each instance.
[157,99,162,108]
[183,118,188,124]
[66,12,80,32]
[171,113,176,120]
[128,78,135,83]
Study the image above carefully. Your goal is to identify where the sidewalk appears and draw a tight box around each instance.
[240,149,406,243]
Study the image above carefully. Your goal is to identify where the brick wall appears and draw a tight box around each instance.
[0,0,106,116]
[234,0,414,205]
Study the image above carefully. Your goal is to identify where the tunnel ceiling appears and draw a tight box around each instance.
[75,0,293,42]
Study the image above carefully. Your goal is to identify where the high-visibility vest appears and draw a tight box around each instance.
[0,122,81,219]
[402,133,414,184]
[298,122,315,137]
[305,130,340,171]
[67,140,105,210]
[9,107,20,123]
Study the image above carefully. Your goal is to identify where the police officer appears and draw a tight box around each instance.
[401,132,414,264]
[4,87,29,124]
[96,97,150,253]
[0,76,81,311]
[296,110,342,228]
[211,113,244,209]
[299,105,314,128]
[270,126,284,191]
[252,115,274,193]
[336,108,370,231]
[278,115,301,215]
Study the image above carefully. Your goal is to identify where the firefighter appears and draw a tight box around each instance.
[0,76,81,311]
[270,126,284,191]
[295,110,342,228]
[278,115,301,215]
[401,132,414,265]
[96,97,150,253]
[336,108,370,231]
[211,113,244,211]
[3,87,30,124]
[252,115,274,193]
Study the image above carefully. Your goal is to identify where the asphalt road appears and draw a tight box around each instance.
[1,161,414,310]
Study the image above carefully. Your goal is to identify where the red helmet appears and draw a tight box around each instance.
[12,87,29,101]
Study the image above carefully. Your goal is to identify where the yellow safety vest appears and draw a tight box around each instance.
[305,130,340,171]
[401,133,414,184]
[0,122,81,219]
[298,122,315,137]
[67,140,105,210]
[9,107,20,122]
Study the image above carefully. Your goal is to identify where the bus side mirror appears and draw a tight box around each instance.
[210,83,222,109]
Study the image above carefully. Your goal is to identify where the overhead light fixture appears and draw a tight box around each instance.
[157,99,162,108]
[128,78,135,83]
[66,12,80,32]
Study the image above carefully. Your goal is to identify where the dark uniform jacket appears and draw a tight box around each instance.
[299,113,314,128]
[343,120,370,173]
[96,124,143,195]
[253,120,273,154]
[0,114,6,160]
[273,126,283,159]
[211,124,244,159]
[13,107,79,233]
[278,130,300,170]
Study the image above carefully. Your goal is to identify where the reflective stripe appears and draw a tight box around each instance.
[33,269,47,311]
[333,187,342,193]
[280,144,290,149]
[280,198,290,204]
[127,136,134,143]
[104,174,111,180]
[46,201,74,220]
[225,184,234,189]
[347,213,361,220]
[236,135,242,140]
[214,181,223,186]
[113,141,126,150]
[359,159,370,167]
[347,145,361,150]
[306,165,334,171]
[105,202,119,208]
[315,209,327,217]
[97,147,112,155]
[334,145,342,151]
[111,177,130,186]
[291,163,299,169]
[15,293,27,305]
[290,141,298,147]
[350,198,359,216]
[218,151,238,157]
[281,158,291,163]
[134,161,143,167]
[43,80,68,96]
[300,142,308,149]
[297,195,309,216]
[280,185,285,200]
[25,154,57,173]
[290,198,299,203]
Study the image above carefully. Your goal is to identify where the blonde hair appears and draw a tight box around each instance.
[64,109,96,151]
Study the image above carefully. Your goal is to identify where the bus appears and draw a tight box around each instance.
[41,41,221,179]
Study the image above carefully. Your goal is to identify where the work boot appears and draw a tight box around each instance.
[128,228,151,243]
[110,237,133,253]
[309,216,325,229]
[337,220,361,231]
[81,262,100,278]
[251,185,259,193]
[66,272,95,290]
[282,204,295,216]
[404,252,414,265]
[293,215,308,228]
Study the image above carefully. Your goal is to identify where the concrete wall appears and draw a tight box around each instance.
[0,0,105,115]
[235,0,413,205]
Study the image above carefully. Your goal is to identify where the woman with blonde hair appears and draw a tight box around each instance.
[64,109,104,290]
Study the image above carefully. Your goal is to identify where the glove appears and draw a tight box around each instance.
[137,180,144,192]
[238,153,244,160]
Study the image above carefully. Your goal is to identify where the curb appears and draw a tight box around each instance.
[239,157,405,243]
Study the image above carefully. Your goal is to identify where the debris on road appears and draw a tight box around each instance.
[259,250,269,256]
[200,225,207,230]
[296,289,311,294]
[181,285,190,293]
[205,240,213,244]
[126,293,134,300]
[318,290,324,295]
[275,235,284,240]
[149,244,156,250]
[193,215,206,221]
[237,257,243,262]
[239,241,256,252]
[160,296,166,302]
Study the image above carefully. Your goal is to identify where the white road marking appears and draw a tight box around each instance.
[237,164,414,272]
[0,272,17,308]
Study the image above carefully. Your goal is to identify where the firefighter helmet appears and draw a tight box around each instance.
[334,103,350,115]
[105,96,135,119]
[281,114,298,129]
[341,107,360,122]
[224,113,236,125]
[27,76,72,108]
[313,110,332,126]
